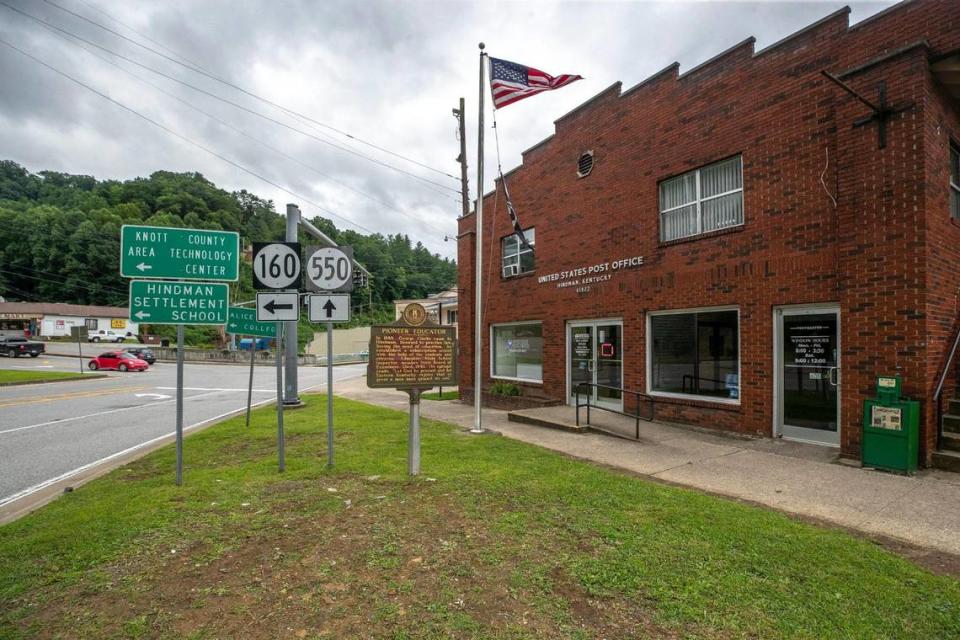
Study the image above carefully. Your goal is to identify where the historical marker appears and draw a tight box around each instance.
[308,294,351,323]
[256,292,300,322]
[227,306,278,338]
[306,246,354,293]
[128,280,229,325]
[120,224,240,281]
[367,326,458,388]
[252,242,301,290]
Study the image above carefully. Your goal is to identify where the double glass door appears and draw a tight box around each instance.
[777,307,840,445]
[569,321,623,410]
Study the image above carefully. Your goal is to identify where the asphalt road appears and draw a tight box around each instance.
[0,354,366,506]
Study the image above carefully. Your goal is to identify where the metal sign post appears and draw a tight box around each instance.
[407,388,424,475]
[175,324,185,486]
[71,326,87,374]
[275,322,285,472]
[246,336,256,427]
[327,320,334,468]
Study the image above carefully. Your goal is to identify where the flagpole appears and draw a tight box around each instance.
[471,42,486,434]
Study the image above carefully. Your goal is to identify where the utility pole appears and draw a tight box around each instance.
[453,97,470,218]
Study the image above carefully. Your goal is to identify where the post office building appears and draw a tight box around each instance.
[457,0,960,467]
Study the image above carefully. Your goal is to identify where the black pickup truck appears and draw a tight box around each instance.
[0,337,45,358]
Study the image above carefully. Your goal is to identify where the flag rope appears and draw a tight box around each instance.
[491,109,532,251]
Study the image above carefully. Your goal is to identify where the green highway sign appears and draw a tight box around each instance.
[129,280,229,325]
[121,225,240,281]
[227,306,277,338]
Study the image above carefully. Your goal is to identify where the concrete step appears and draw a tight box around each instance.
[507,409,587,433]
[941,432,960,453]
[942,414,960,433]
[949,398,960,416]
[932,449,960,473]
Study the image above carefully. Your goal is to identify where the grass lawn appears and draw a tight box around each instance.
[0,370,88,385]
[1,396,958,639]
[421,389,459,401]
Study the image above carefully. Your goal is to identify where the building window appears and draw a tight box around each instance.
[501,228,535,278]
[951,144,960,219]
[659,155,743,242]
[648,308,739,401]
[84,318,97,330]
[491,322,543,382]
[447,309,458,324]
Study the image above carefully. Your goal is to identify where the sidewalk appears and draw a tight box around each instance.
[336,377,960,558]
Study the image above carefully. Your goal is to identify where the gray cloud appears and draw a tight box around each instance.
[0,0,894,257]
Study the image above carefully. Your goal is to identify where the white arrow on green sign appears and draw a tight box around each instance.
[120,224,240,281]
[227,306,277,338]
[128,280,230,325]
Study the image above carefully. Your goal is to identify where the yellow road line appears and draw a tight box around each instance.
[0,386,149,408]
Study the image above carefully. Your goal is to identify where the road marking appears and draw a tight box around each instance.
[156,386,275,392]
[0,389,224,436]
[0,396,281,508]
[135,393,173,400]
[0,386,149,409]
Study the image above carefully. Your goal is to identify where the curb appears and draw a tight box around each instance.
[0,374,109,387]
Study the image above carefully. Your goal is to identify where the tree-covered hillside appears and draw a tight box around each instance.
[0,161,457,336]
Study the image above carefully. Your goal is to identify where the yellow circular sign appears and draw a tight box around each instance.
[402,303,427,326]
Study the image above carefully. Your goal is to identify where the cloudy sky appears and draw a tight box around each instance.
[0,0,894,258]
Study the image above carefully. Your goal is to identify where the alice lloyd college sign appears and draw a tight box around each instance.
[537,255,645,292]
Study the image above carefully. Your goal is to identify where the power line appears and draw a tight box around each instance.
[29,22,454,237]
[0,36,391,237]
[44,0,461,182]
[0,1,462,200]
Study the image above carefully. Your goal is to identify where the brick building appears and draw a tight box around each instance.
[457,0,960,467]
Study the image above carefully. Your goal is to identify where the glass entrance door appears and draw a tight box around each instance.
[777,308,840,445]
[569,321,623,410]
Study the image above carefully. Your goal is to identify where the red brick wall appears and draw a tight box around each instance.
[923,65,960,458]
[457,0,960,460]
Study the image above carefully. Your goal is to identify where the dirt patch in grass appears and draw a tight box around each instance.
[23,479,686,639]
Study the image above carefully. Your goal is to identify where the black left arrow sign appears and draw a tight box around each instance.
[264,299,294,314]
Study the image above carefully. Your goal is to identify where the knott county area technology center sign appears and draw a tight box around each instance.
[121,225,240,281]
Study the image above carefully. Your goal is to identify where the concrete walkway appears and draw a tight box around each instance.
[336,378,960,557]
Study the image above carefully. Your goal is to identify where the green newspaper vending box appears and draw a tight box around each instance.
[862,375,919,474]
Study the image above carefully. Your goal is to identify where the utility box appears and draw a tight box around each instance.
[862,375,919,474]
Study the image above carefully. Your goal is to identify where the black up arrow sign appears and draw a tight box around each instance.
[264,299,293,314]
[323,299,336,318]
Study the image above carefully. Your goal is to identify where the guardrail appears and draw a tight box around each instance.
[575,382,655,439]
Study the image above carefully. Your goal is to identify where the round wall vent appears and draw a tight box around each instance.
[577,151,594,178]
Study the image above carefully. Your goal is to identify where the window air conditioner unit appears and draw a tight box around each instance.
[503,264,519,278]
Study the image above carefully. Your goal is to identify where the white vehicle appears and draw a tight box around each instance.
[88,329,126,343]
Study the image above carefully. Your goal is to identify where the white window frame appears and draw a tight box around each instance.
[501,228,535,278]
[950,144,960,220]
[490,320,544,383]
[645,305,741,405]
[659,155,743,242]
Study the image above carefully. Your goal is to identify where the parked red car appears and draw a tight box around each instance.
[88,351,149,372]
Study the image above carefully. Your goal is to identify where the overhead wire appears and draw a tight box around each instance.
[23,19,454,237]
[0,1,462,200]
[44,0,462,182]
[0,36,392,237]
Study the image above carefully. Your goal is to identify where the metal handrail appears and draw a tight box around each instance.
[934,322,960,450]
[575,382,654,439]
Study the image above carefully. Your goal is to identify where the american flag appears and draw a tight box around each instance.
[489,57,582,109]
